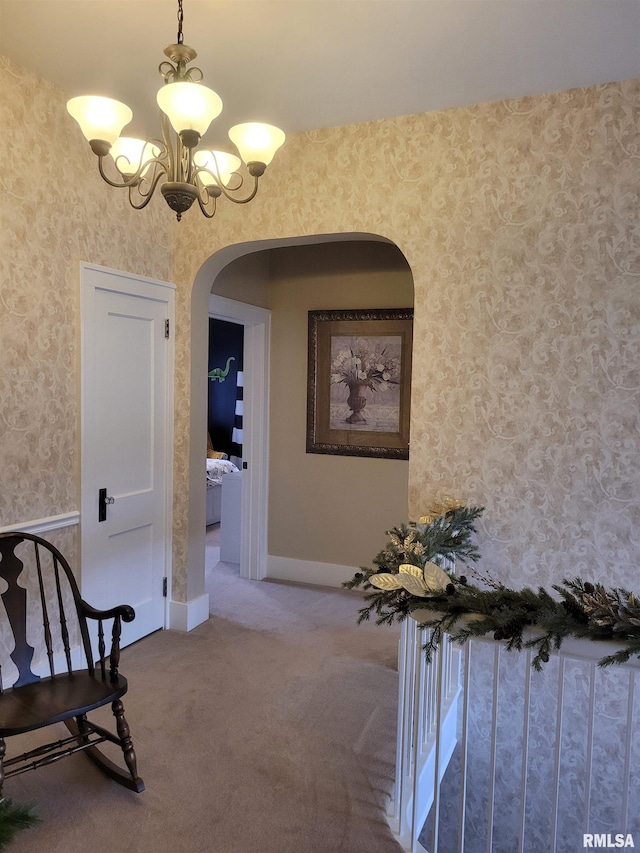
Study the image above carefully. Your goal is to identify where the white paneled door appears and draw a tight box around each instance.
[80,263,174,647]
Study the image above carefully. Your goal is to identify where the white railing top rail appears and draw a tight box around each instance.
[411,612,640,671]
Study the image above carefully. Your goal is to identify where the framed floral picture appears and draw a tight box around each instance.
[306,308,413,459]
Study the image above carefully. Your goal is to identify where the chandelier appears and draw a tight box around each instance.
[66,0,285,221]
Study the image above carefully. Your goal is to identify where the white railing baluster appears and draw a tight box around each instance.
[621,670,635,831]
[403,620,417,849]
[517,648,532,853]
[583,661,597,834]
[457,643,471,853]
[388,618,413,842]
[412,626,426,852]
[485,644,500,853]
[424,628,433,738]
[549,656,565,852]
[427,639,446,853]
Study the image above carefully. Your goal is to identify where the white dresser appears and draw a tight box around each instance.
[220,471,242,563]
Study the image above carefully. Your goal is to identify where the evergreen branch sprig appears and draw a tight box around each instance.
[0,799,40,849]
[344,505,640,670]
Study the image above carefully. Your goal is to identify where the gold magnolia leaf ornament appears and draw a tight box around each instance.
[419,497,463,525]
[368,573,404,591]
[398,574,431,597]
[369,561,450,596]
[399,564,423,578]
[423,562,451,591]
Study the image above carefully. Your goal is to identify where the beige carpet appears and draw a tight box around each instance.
[7,539,403,853]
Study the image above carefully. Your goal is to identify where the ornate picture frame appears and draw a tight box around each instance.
[306,308,413,459]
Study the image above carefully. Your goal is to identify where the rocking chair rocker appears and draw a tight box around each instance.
[0,531,144,796]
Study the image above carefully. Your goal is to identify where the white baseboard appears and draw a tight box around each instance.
[266,555,356,588]
[169,593,210,631]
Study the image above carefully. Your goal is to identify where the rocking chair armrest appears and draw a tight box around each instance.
[78,600,135,681]
[79,600,136,623]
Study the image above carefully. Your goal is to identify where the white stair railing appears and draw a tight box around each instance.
[389,620,640,853]
[388,618,462,852]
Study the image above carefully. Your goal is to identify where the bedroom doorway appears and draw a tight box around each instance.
[208,295,271,581]
[206,317,243,566]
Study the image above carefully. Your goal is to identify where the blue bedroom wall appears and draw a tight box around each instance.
[208,318,244,459]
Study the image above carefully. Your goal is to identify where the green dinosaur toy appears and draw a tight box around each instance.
[208,356,235,383]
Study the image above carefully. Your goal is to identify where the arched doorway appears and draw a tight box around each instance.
[187,233,414,622]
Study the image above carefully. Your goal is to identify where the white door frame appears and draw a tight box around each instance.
[80,261,175,630]
[208,295,270,581]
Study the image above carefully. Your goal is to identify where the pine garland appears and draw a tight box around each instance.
[343,504,640,670]
[0,799,40,849]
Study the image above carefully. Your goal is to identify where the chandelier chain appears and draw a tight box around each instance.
[177,0,184,45]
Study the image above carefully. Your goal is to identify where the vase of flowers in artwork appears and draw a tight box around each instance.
[345,381,369,423]
[331,339,400,425]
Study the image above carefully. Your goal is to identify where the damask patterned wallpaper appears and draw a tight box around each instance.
[2,50,639,603]
[0,56,172,532]
[174,80,640,595]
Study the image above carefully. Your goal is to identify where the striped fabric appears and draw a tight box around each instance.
[231,370,243,461]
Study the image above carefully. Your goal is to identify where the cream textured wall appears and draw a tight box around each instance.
[2,49,639,605]
[0,57,173,544]
[266,240,413,569]
[177,80,640,596]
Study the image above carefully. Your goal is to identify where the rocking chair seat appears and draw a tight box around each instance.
[0,672,128,737]
[0,531,144,795]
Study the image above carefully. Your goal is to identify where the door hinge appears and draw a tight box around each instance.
[165,319,170,339]
[163,577,168,598]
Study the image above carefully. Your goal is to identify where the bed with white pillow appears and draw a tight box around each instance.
[206,457,239,525]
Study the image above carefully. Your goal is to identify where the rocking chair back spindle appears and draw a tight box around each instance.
[0,531,144,795]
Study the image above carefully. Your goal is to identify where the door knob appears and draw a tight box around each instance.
[98,488,115,522]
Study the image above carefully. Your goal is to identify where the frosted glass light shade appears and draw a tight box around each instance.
[194,150,241,187]
[228,123,285,166]
[156,81,222,136]
[67,96,132,145]
[110,138,160,176]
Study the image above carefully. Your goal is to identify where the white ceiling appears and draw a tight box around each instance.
[2,1,639,150]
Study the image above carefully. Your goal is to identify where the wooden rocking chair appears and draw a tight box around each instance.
[0,531,144,796]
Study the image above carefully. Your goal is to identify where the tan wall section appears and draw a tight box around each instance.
[212,251,270,308]
[266,241,413,569]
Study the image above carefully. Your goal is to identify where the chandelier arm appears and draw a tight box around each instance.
[192,155,243,193]
[159,60,179,83]
[183,66,203,83]
[126,166,169,211]
[214,173,261,205]
[196,190,218,219]
[97,156,142,189]
[97,150,169,190]
[127,187,156,212]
